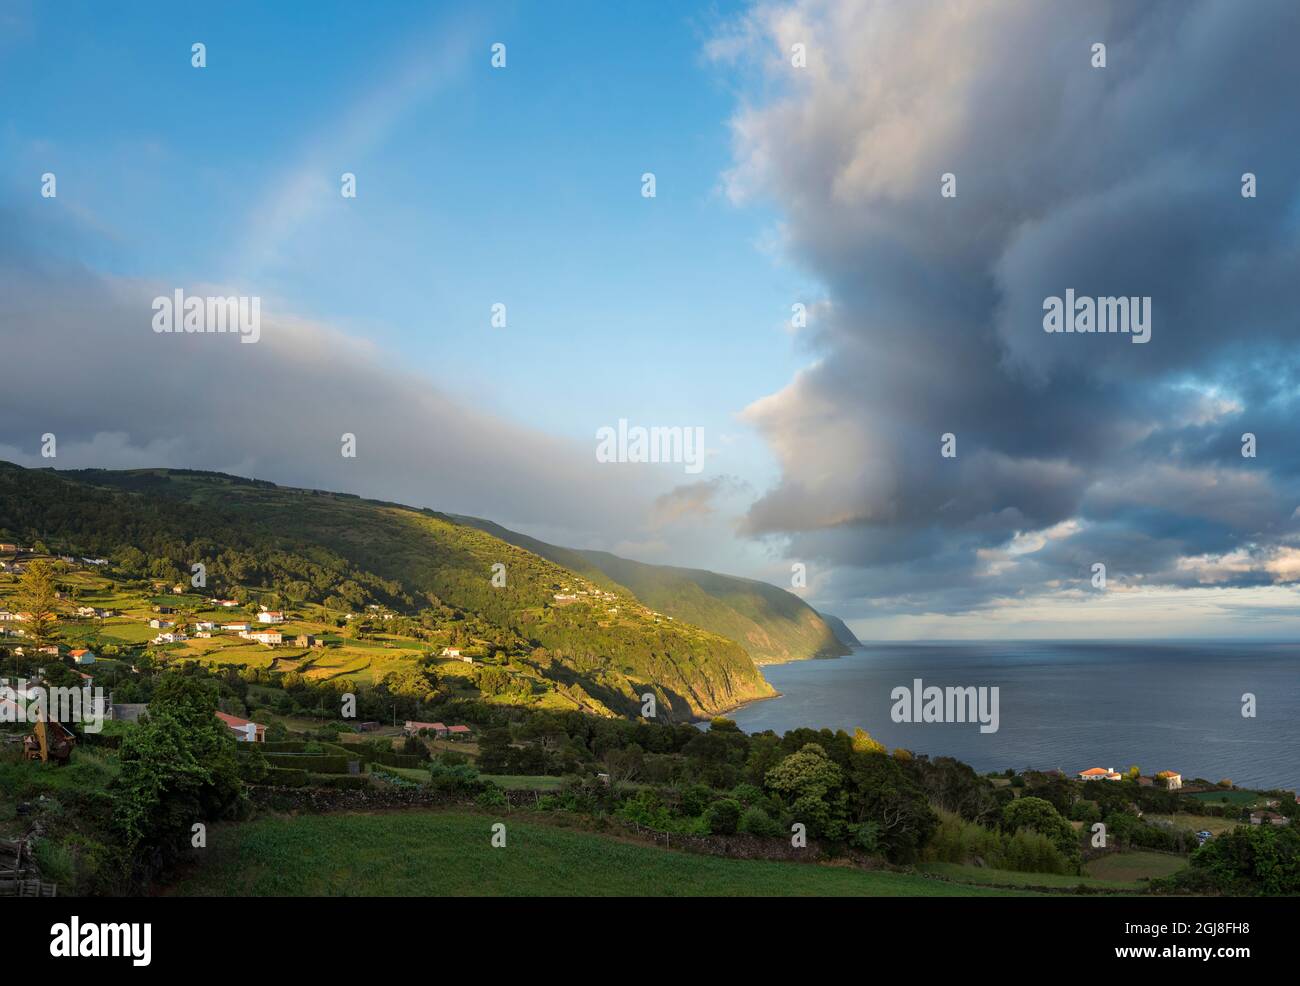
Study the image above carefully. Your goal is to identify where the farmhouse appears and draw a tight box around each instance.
[224,622,250,631]
[404,720,447,737]
[1250,810,1288,826]
[295,634,323,648]
[1155,770,1183,790]
[194,621,216,631]
[258,610,284,624]
[212,599,239,608]
[152,632,186,644]
[1078,767,1123,781]
[246,629,282,645]
[148,618,173,629]
[215,710,265,743]
[68,649,96,665]
[447,724,472,739]
[75,606,98,618]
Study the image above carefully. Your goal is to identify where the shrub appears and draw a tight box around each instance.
[427,762,486,794]
[736,805,782,838]
[261,766,309,786]
[704,798,742,835]
[476,786,508,809]
[997,828,1070,875]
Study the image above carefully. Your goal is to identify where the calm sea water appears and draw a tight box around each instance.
[728,642,1300,793]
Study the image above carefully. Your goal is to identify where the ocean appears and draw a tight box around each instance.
[727,641,1300,792]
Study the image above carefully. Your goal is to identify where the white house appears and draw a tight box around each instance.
[247,629,282,645]
[1078,767,1123,782]
[1155,770,1183,790]
[257,611,284,624]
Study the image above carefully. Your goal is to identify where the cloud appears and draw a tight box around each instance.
[716,0,1300,628]
[0,217,695,550]
[649,476,746,528]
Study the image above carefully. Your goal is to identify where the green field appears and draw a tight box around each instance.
[1082,851,1187,883]
[164,810,1039,897]
[1187,790,1259,807]
[917,861,1143,891]
[1146,813,1241,837]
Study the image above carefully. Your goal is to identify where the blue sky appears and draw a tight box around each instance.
[1,0,806,468]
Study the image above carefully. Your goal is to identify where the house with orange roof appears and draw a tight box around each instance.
[1078,766,1123,781]
[1155,770,1183,790]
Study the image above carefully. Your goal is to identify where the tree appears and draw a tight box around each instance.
[16,558,59,648]
[111,673,244,851]
[1002,796,1078,861]
[765,743,848,840]
[851,727,886,754]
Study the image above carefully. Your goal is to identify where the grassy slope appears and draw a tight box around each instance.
[2,464,773,718]
[456,515,849,665]
[164,810,1035,897]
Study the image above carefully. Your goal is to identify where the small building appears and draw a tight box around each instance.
[403,720,448,738]
[294,634,323,648]
[215,710,265,743]
[258,611,285,624]
[111,703,150,723]
[247,629,281,645]
[148,618,173,629]
[194,621,216,631]
[1078,767,1123,782]
[152,605,175,615]
[1250,811,1287,826]
[213,599,239,608]
[0,543,18,554]
[224,622,250,631]
[1155,770,1183,790]
[447,724,472,740]
[69,648,96,665]
[171,584,186,594]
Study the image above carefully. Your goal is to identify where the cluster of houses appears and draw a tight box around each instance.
[1077,766,1183,789]
[403,720,472,740]
[549,583,673,625]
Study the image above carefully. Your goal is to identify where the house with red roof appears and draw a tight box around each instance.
[404,720,447,738]
[215,710,265,743]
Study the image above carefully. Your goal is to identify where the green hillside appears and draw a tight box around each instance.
[819,611,861,649]
[456,516,850,665]
[0,463,773,719]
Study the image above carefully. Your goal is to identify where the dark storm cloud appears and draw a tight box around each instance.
[717,0,1300,618]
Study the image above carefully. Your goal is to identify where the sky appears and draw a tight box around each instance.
[3,0,1300,640]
